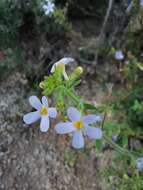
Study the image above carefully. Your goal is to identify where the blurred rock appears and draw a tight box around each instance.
[0,72,101,190]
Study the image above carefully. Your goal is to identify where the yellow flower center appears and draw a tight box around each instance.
[40,106,48,116]
[73,121,84,130]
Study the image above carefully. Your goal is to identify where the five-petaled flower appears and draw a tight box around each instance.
[115,50,124,61]
[42,1,55,15]
[55,107,102,149]
[23,96,57,132]
[51,57,75,80]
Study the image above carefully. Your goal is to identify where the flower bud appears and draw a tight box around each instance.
[74,67,83,75]
[39,82,44,89]
[56,101,65,109]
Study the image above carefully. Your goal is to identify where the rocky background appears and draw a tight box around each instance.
[0,73,104,190]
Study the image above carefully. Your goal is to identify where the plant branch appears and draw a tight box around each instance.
[98,0,114,44]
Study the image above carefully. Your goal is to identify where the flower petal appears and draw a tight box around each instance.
[23,111,40,124]
[43,5,48,10]
[115,51,124,60]
[40,116,49,132]
[45,10,50,15]
[72,130,84,149]
[58,57,74,65]
[48,107,57,118]
[83,115,101,124]
[51,64,56,73]
[67,107,81,122]
[85,126,102,139]
[42,96,49,107]
[55,122,75,134]
[51,57,74,73]
[29,96,42,110]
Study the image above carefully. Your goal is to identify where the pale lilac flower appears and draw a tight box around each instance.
[140,0,143,7]
[23,96,57,132]
[51,57,75,80]
[112,135,119,142]
[55,107,102,149]
[136,157,143,171]
[42,1,55,15]
[115,50,124,61]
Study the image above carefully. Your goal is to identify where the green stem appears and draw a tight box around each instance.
[66,88,84,110]
[101,99,142,159]
[104,135,143,158]
[103,135,132,157]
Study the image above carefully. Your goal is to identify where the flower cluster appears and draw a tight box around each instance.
[23,58,103,149]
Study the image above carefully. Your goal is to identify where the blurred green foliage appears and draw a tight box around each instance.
[101,154,143,190]
[0,0,72,46]
[0,0,22,46]
[0,0,72,79]
[121,87,143,129]
[56,0,107,19]
[39,8,72,38]
[0,48,25,80]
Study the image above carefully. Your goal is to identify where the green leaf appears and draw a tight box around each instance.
[121,136,128,148]
[105,122,118,130]
[83,103,97,110]
[95,140,103,151]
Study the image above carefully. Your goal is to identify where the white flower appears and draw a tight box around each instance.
[51,57,75,80]
[55,107,102,149]
[23,96,57,132]
[140,0,143,7]
[136,157,143,171]
[42,1,55,15]
[115,50,124,61]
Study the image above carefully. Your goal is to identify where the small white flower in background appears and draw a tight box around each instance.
[51,57,75,80]
[136,157,143,171]
[55,107,102,149]
[112,135,119,142]
[23,96,57,132]
[125,61,129,65]
[42,1,55,15]
[140,0,143,7]
[140,52,143,57]
[115,50,124,61]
